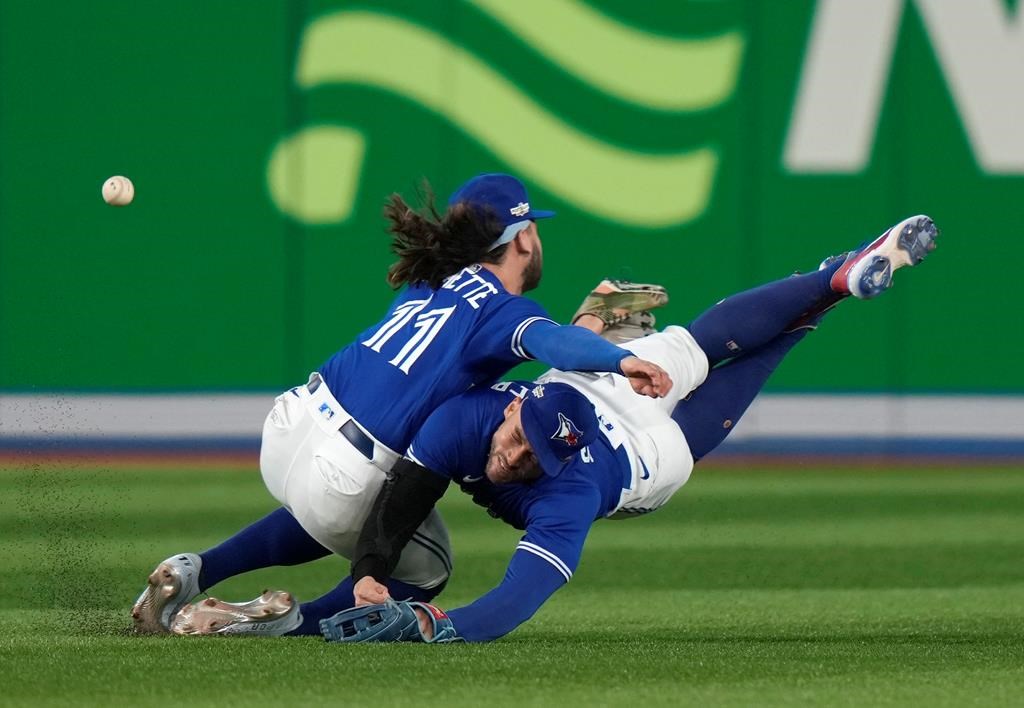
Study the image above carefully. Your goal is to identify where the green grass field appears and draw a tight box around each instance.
[2,462,1023,707]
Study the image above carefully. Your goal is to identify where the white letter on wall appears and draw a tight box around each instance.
[916,0,1024,174]
[786,0,1024,174]
[784,0,905,173]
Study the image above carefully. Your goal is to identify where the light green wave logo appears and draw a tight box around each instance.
[268,4,743,229]
[469,0,743,111]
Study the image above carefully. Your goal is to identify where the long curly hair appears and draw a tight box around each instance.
[384,181,509,290]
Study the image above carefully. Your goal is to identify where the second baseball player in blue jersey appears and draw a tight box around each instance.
[404,380,660,641]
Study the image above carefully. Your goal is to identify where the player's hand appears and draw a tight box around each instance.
[619,356,673,398]
[412,605,434,640]
[353,576,391,606]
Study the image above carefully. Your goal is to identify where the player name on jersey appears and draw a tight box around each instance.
[441,265,500,309]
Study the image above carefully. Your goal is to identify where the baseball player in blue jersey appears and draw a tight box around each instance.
[130,173,672,635]
[307,215,939,643]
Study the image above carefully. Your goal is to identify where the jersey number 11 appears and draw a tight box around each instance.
[362,298,456,374]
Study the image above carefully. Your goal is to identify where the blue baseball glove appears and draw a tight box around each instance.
[320,599,463,644]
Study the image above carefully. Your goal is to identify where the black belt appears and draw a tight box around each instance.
[340,420,375,461]
[305,377,375,461]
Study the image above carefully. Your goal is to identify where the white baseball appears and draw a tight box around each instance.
[102,176,135,206]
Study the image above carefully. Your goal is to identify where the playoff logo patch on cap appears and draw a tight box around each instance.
[447,173,556,227]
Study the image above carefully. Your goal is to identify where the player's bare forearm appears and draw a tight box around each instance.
[573,313,606,335]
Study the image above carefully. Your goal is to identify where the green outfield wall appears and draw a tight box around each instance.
[1,0,1021,393]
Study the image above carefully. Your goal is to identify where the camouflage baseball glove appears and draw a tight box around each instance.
[320,599,463,644]
[573,280,667,348]
[571,279,669,328]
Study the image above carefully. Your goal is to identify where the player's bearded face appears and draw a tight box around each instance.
[485,403,541,484]
[521,228,543,292]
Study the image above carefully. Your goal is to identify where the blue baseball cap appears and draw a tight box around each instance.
[519,382,597,478]
[447,173,556,251]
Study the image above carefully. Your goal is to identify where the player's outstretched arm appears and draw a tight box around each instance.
[520,321,672,397]
[442,485,599,642]
[443,550,568,642]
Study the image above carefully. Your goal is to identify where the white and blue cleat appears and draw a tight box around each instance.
[131,552,202,634]
[830,215,939,299]
[169,590,302,636]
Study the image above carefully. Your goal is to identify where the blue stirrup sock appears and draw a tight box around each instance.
[672,329,810,461]
[198,507,331,592]
[687,262,842,365]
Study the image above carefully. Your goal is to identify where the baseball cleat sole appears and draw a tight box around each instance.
[834,216,938,299]
[170,590,301,636]
[131,552,202,635]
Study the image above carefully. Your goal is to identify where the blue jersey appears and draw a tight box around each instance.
[407,381,634,642]
[319,266,554,453]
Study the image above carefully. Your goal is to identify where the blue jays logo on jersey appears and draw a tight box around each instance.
[551,412,583,450]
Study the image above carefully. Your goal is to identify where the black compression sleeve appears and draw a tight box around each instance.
[350,458,451,583]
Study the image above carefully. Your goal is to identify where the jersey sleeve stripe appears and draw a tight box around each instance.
[511,317,557,360]
[516,541,572,582]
